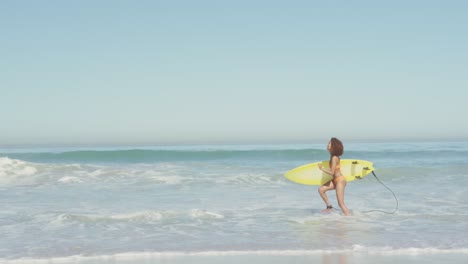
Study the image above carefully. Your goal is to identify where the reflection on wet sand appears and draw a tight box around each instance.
[322,253,348,264]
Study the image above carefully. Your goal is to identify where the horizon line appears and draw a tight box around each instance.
[1,137,468,149]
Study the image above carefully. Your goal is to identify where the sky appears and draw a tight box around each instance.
[1,1,467,146]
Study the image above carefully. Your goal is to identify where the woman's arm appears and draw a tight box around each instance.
[318,156,338,176]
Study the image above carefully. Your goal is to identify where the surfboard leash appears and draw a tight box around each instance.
[363,171,399,214]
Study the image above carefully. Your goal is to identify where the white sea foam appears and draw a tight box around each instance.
[148,174,186,184]
[109,211,163,221]
[0,156,283,188]
[0,157,37,177]
[57,176,82,183]
[0,157,39,185]
[54,211,165,223]
[0,157,196,186]
[190,209,224,219]
[47,209,226,226]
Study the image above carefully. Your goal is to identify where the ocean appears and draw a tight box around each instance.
[1,141,468,263]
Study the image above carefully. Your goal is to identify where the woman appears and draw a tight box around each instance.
[317,137,350,216]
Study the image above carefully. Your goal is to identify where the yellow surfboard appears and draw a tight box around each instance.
[284,159,374,186]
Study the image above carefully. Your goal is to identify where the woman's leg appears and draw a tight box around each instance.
[318,180,335,211]
[335,180,350,216]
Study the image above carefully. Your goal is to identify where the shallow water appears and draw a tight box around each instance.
[1,141,468,262]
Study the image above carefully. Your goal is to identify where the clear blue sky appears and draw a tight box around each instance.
[1,1,467,146]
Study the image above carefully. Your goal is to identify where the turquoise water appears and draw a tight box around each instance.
[1,141,468,262]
